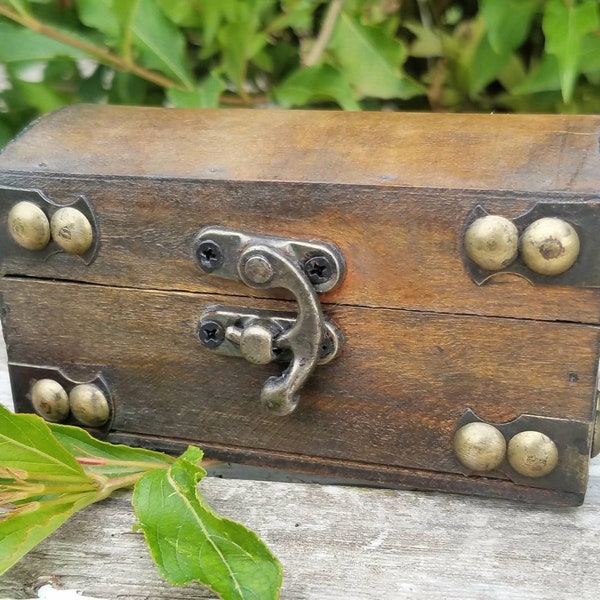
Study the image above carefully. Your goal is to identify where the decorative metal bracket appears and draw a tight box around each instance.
[0,186,99,265]
[194,226,345,416]
[462,201,600,287]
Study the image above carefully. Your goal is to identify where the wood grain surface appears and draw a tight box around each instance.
[1,106,600,325]
[1,276,597,504]
[1,316,600,600]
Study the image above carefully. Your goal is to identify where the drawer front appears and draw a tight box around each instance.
[1,277,597,505]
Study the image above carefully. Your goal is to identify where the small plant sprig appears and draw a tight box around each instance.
[0,405,282,599]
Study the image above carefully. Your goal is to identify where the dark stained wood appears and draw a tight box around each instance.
[1,106,600,324]
[1,277,597,503]
[1,106,600,505]
[0,176,599,324]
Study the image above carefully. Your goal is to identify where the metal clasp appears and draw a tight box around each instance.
[194,227,345,416]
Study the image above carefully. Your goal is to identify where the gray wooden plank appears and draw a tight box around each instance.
[1,325,599,600]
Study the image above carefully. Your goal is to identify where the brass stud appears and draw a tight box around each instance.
[507,431,559,478]
[520,217,580,276]
[50,207,94,255]
[31,379,69,422]
[69,384,110,427]
[464,215,519,271]
[8,201,51,250]
[453,422,506,472]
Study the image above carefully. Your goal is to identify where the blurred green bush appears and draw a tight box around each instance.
[1,0,599,146]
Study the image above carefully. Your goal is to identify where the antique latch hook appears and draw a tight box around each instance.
[194,227,345,415]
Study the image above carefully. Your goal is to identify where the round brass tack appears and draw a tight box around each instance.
[69,384,110,427]
[8,201,51,250]
[50,207,94,255]
[453,422,507,472]
[507,431,559,478]
[520,217,580,276]
[31,379,69,422]
[464,215,519,271]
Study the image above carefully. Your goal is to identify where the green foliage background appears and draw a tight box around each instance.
[0,0,599,147]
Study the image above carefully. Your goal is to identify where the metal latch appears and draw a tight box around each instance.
[194,227,345,416]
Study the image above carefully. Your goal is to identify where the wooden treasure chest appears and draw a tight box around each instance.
[0,105,599,506]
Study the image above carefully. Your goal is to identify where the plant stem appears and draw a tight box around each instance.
[303,0,345,67]
[0,4,185,90]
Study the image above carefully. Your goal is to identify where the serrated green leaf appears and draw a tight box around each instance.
[480,0,540,54]
[0,22,87,62]
[272,63,360,109]
[49,421,173,479]
[543,0,599,103]
[0,405,87,482]
[131,0,194,88]
[133,445,282,600]
[330,12,422,99]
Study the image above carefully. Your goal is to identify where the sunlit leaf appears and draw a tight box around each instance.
[480,0,539,54]
[49,420,173,479]
[272,64,360,109]
[131,0,194,88]
[329,12,422,99]
[542,0,599,103]
[167,73,227,107]
[0,22,87,62]
[133,446,282,600]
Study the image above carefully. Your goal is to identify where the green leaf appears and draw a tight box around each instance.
[49,421,173,479]
[0,22,87,62]
[512,54,561,95]
[480,0,540,54]
[542,0,599,103]
[272,64,360,109]
[468,33,512,96]
[167,73,227,107]
[157,0,202,26]
[218,22,268,93]
[0,489,98,576]
[579,33,600,75]
[131,0,194,88]
[0,405,87,482]
[77,0,121,38]
[0,406,100,575]
[133,446,282,600]
[329,12,422,99]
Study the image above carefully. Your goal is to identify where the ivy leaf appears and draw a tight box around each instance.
[542,0,599,103]
[480,0,539,54]
[329,12,423,99]
[272,63,360,109]
[133,446,282,600]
